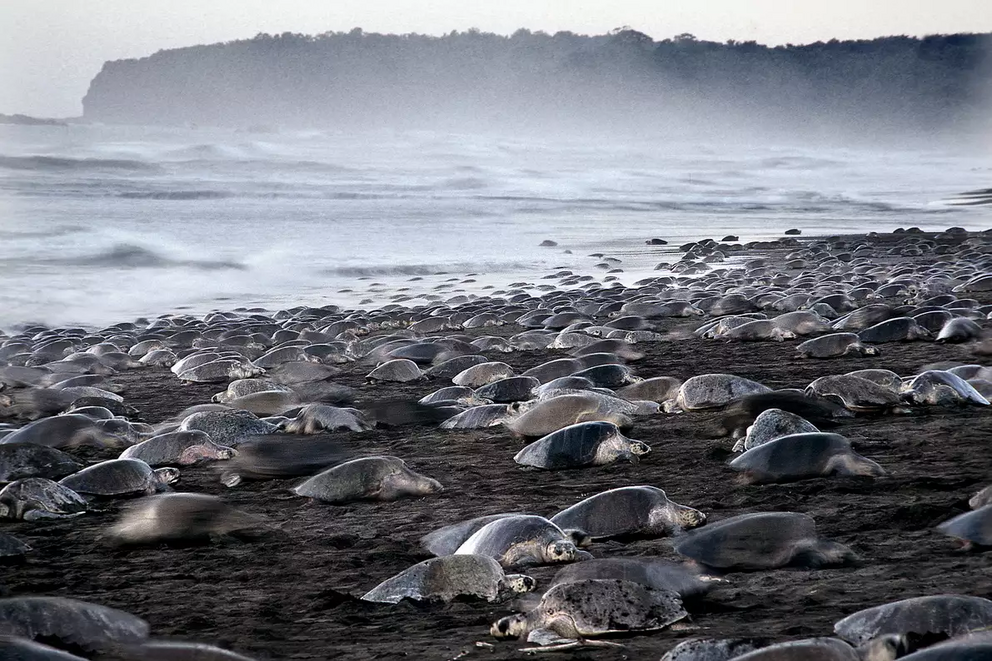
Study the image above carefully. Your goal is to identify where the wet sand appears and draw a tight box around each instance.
[5,323,992,659]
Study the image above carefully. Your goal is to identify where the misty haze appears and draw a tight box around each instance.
[3,9,992,661]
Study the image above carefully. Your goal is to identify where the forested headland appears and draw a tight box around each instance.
[81,28,992,139]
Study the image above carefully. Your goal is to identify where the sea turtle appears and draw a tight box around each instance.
[454,515,590,567]
[292,456,442,503]
[734,408,820,452]
[667,374,772,412]
[219,436,345,487]
[729,638,874,661]
[267,360,345,385]
[834,595,992,646]
[280,404,373,434]
[115,641,258,661]
[531,376,601,399]
[178,358,264,383]
[901,370,990,407]
[211,376,294,404]
[178,409,277,447]
[475,376,541,403]
[773,310,835,336]
[58,459,179,497]
[720,319,796,342]
[0,478,88,520]
[424,354,489,379]
[0,596,149,651]
[571,363,640,388]
[797,333,880,359]
[490,579,687,651]
[904,631,992,659]
[937,317,983,343]
[0,636,89,660]
[846,369,903,390]
[109,493,263,545]
[661,638,767,661]
[971,485,992,510]
[675,511,856,570]
[858,318,931,343]
[223,390,301,416]
[421,513,543,556]
[937,505,992,549]
[365,359,424,384]
[0,414,125,449]
[419,386,488,406]
[513,422,650,470]
[832,304,900,332]
[505,392,642,437]
[523,358,585,384]
[729,433,885,484]
[806,375,903,413]
[616,377,683,404]
[0,443,83,482]
[550,486,705,539]
[361,554,536,604]
[452,362,515,387]
[439,404,513,430]
[717,390,852,438]
[139,348,177,367]
[119,430,235,467]
[551,558,712,600]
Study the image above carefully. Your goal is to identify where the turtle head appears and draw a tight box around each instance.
[629,440,652,457]
[562,528,593,548]
[675,504,707,530]
[153,467,181,485]
[796,540,858,568]
[504,573,536,594]
[545,540,577,563]
[234,364,266,379]
[490,614,528,639]
[220,471,243,488]
[414,476,444,496]
[857,634,909,661]
[178,443,236,465]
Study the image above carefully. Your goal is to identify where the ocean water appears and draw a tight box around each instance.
[0,123,989,329]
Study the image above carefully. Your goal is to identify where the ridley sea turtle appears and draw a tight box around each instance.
[292,456,442,504]
[454,514,591,568]
[550,486,705,539]
[513,422,650,470]
[674,511,856,571]
[360,554,536,604]
[490,578,687,651]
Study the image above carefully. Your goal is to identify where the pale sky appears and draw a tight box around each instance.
[2,0,991,117]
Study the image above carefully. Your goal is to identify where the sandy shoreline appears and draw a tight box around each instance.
[3,230,992,660]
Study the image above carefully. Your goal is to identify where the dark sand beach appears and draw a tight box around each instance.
[4,233,992,660]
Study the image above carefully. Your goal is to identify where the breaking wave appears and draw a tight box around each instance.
[0,155,161,173]
[118,190,234,200]
[50,244,246,270]
[319,261,532,277]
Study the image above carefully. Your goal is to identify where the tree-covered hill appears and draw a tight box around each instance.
[81,28,992,138]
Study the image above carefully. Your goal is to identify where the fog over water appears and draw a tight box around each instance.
[1,121,989,330]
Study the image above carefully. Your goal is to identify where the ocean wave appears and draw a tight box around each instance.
[0,155,161,173]
[319,261,532,277]
[0,225,87,240]
[49,244,246,270]
[118,190,234,200]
